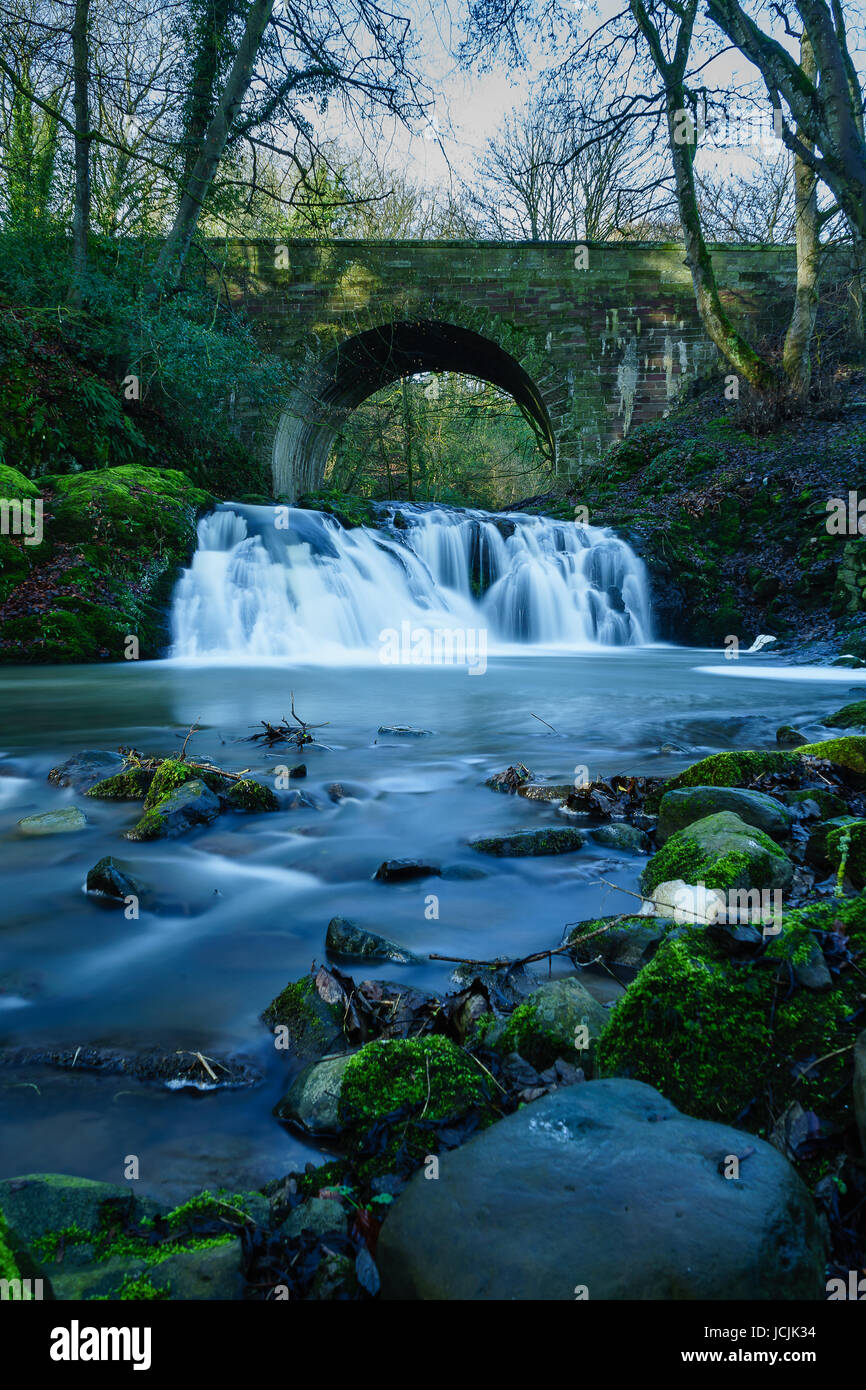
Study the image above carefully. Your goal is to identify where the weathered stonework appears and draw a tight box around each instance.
[217,239,853,498]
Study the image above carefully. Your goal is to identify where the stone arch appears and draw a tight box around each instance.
[269,313,567,499]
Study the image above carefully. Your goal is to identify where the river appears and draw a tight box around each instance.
[0,504,864,1203]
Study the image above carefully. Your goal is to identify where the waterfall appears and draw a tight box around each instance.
[169,502,653,661]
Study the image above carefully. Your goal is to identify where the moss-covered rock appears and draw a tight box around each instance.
[143,759,228,809]
[563,914,675,975]
[337,1035,493,1177]
[661,750,797,794]
[124,778,220,840]
[0,466,214,663]
[823,701,866,729]
[224,777,278,812]
[782,787,849,818]
[261,974,348,1059]
[641,811,794,895]
[597,896,866,1128]
[498,977,609,1072]
[797,737,866,779]
[826,820,866,887]
[657,785,793,844]
[469,826,584,856]
[86,767,155,800]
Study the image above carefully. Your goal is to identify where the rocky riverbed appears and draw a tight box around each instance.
[2,687,866,1300]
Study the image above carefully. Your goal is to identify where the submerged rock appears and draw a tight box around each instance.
[124,778,220,840]
[374,859,441,882]
[17,807,87,836]
[589,823,650,852]
[47,750,124,792]
[376,1080,826,1300]
[469,827,584,857]
[776,725,808,747]
[325,916,420,964]
[377,726,434,737]
[85,856,144,904]
[823,701,866,729]
[657,785,793,844]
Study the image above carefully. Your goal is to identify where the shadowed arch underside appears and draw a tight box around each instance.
[272,319,557,500]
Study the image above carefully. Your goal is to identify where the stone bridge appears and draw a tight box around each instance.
[219,238,844,499]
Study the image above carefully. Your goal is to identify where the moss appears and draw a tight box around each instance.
[499,1002,565,1071]
[92,1273,170,1301]
[0,466,215,664]
[797,737,866,778]
[826,820,866,886]
[0,1206,23,1286]
[338,1035,493,1177]
[225,777,278,812]
[143,758,228,809]
[86,767,154,800]
[597,895,866,1129]
[662,750,798,793]
[640,814,786,894]
[32,1187,249,1271]
[122,806,168,842]
[261,973,344,1056]
[823,702,866,729]
[0,463,40,500]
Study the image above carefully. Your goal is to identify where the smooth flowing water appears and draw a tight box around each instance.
[1,504,864,1203]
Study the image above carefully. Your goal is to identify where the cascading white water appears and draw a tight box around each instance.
[169,502,653,661]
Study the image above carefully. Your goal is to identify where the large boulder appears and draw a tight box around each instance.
[657,786,793,845]
[377,1080,826,1300]
[641,811,794,896]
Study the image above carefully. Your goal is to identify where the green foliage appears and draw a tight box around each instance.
[325,371,552,509]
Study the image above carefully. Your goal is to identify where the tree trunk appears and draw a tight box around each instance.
[782,37,820,395]
[68,0,91,306]
[150,0,275,294]
[630,0,777,392]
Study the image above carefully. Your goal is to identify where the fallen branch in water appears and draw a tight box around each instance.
[247,692,330,748]
[428,916,629,972]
